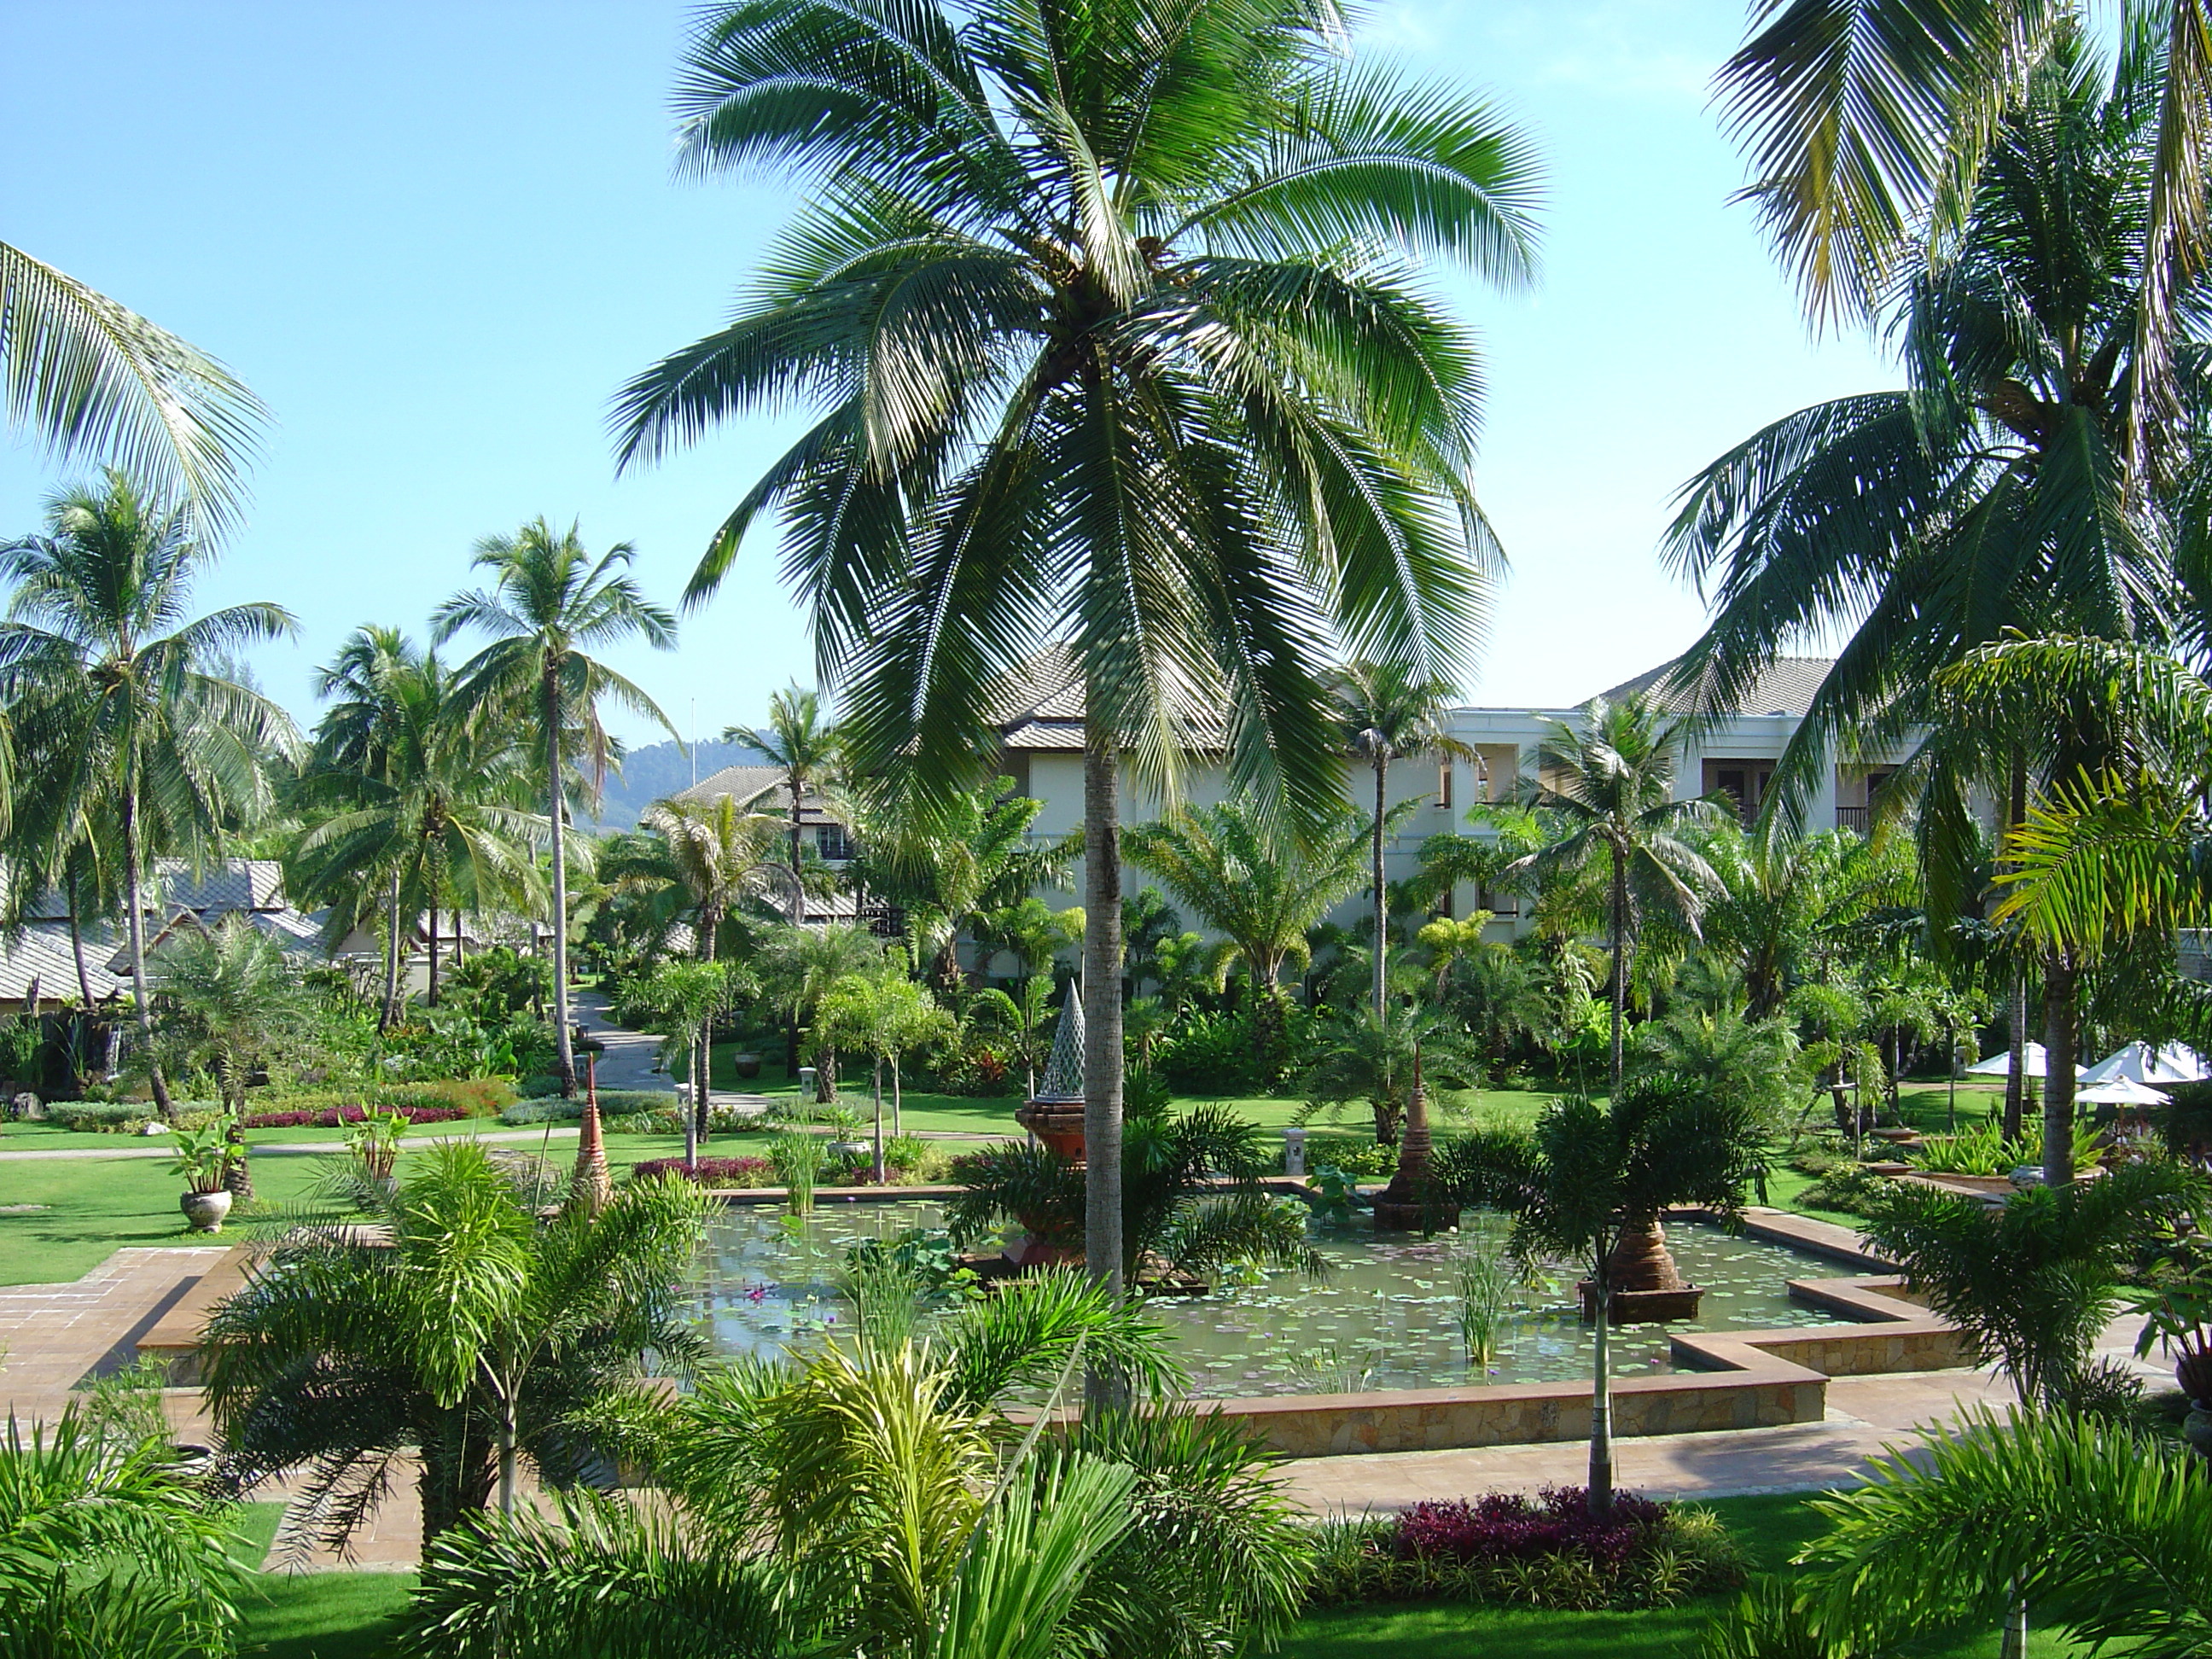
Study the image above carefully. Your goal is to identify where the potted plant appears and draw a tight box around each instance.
[731,1051,762,1080]
[171,1123,236,1231]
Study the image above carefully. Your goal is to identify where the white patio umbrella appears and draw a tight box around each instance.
[2079,1040,2211,1086]
[1965,1043,2086,1079]
[2073,1076,2171,1106]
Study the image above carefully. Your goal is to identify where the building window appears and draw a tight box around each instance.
[1703,759,1775,824]
[815,823,853,861]
[1439,761,1454,810]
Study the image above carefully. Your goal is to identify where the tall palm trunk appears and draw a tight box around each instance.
[1589,1236,1615,1517]
[2042,951,2078,1186]
[785,784,806,1079]
[1608,842,1628,1098]
[1371,753,1388,1021]
[381,870,403,1028]
[119,773,172,1120]
[428,897,440,1008]
[2004,751,2029,1141]
[544,666,576,1097]
[1082,719,1124,1305]
[64,869,92,1008]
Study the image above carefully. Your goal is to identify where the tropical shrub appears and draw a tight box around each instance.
[241,1103,468,1129]
[499,1090,675,1125]
[1307,1487,1746,1610]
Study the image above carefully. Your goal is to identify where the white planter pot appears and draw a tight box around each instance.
[179,1190,233,1233]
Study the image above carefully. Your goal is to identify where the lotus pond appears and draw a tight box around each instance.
[690,1199,1854,1396]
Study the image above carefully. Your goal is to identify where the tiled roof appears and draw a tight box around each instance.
[0,922,129,1004]
[987,645,1227,751]
[673,766,842,823]
[1595,656,1836,719]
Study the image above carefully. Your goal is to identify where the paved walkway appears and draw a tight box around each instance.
[0,1126,583,1162]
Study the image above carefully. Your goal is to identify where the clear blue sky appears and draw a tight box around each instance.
[0,0,1889,746]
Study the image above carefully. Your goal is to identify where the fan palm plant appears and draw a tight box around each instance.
[0,241,265,532]
[202,1141,710,1549]
[434,520,678,1095]
[1511,694,1721,1096]
[725,683,840,927]
[1437,1073,1766,1516]
[1326,661,1477,1020]
[1125,799,1376,1080]
[0,471,299,1117]
[1715,0,2209,474]
[615,0,1542,1295]
[0,1408,247,1659]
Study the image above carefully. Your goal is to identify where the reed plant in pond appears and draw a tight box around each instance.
[769,1132,824,1216]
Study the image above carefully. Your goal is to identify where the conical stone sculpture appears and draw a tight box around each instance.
[1371,1048,1456,1231]
[1015,989,1086,1164]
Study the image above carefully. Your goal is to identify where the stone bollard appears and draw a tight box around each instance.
[1283,1126,1306,1178]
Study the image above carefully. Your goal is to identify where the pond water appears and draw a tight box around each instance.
[690,1199,1854,1397]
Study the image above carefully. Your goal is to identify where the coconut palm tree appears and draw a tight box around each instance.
[1437,1073,1766,1517]
[1675,34,2190,825]
[290,646,546,1015]
[615,0,1542,1296]
[203,1142,710,1548]
[725,684,840,927]
[1714,0,2210,473]
[604,794,796,963]
[434,520,678,1095]
[1925,634,2212,1181]
[0,471,298,1116]
[1325,661,1476,1021]
[1511,695,1720,1096]
[1125,799,1374,1080]
[0,242,266,530]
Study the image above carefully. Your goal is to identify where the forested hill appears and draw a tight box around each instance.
[585,739,761,828]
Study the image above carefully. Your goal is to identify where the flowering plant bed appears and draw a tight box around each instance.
[242,1103,469,1129]
[632,1155,777,1185]
[1307,1487,1747,1611]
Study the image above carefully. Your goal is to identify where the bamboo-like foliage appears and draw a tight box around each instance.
[0,241,266,532]
[1702,1408,2212,1658]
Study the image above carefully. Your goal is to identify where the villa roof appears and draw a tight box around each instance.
[989,645,1230,752]
[1595,656,1836,719]
[672,765,842,824]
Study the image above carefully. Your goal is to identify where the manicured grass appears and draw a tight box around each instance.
[1,1115,528,1153]
[239,1570,416,1659]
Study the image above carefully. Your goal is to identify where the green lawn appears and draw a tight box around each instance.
[0,1114,539,1153]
